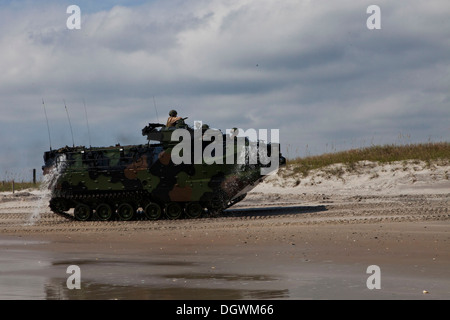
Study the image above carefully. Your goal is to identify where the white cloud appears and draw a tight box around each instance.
[0,0,449,178]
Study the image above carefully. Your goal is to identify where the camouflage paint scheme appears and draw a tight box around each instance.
[42,122,286,221]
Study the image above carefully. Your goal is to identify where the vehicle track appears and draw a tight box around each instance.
[1,192,448,234]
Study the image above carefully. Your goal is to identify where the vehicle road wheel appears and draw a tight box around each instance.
[145,202,162,220]
[74,203,91,221]
[96,203,113,221]
[165,202,183,220]
[185,202,203,219]
[117,203,134,221]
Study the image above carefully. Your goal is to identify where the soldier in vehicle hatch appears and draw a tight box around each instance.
[166,110,188,127]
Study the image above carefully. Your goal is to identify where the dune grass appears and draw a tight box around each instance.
[1,143,449,192]
[0,181,41,193]
[286,142,450,178]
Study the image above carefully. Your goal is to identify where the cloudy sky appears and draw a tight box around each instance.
[1,0,449,181]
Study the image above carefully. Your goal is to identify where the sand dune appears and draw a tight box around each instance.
[0,160,449,300]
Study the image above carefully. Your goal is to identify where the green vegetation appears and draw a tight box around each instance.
[1,143,449,192]
[0,181,41,192]
[286,142,450,178]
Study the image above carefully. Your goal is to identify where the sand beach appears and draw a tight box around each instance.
[0,160,449,300]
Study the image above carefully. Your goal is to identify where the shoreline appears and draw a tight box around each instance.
[1,161,449,300]
[1,203,449,299]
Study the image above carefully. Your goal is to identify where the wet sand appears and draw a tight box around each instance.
[1,161,449,300]
[1,191,449,300]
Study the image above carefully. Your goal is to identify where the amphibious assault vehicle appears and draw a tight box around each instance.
[42,120,285,221]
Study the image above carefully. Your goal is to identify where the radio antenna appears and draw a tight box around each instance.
[63,99,75,147]
[153,95,160,123]
[83,98,92,148]
[42,98,52,150]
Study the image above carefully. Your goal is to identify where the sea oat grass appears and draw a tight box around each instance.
[0,181,41,192]
[285,142,450,178]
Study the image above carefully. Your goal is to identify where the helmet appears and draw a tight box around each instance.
[169,110,177,117]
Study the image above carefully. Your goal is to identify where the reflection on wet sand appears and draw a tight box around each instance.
[47,259,288,299]
[165,273,278,282]
[52,259,196,267]
[1,250,289,300]
[45,279,289,300]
